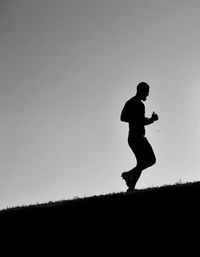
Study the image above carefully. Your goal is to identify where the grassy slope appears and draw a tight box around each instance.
[1,181,200,225]
[1,181,200,250]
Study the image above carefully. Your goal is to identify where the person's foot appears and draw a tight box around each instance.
[125,170,141,192]
[122,170,141,191]
[126,186,136,193]
[121,172,132,187]
[121,171,130,179]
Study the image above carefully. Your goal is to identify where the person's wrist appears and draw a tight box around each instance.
[150,117,154,123]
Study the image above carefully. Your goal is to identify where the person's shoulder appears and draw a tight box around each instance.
[127,96,136,103]
[128,96,141,105]
[125,98,134,108]
[128,98,145,112]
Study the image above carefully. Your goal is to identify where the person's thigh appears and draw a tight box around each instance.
[128,136,155,167]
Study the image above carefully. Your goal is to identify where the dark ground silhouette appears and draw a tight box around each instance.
[1,181,199,252]
[121,82,159,191]
[1,182,200,228]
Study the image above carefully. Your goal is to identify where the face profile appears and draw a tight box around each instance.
[136,82,150,101]
[140,88,149,101]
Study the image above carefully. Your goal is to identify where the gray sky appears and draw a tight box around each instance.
[1,0,200,209]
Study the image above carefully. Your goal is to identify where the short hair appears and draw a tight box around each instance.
[137,82,149,92]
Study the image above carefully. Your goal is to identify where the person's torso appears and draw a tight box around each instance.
[127,97,146,137]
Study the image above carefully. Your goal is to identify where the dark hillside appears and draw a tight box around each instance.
[1,181,200,226]
[1,181,200,249]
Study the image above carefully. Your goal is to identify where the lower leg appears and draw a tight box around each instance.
[128,168,142,190]
[121,171,133,188]
[122,167,142,190]
[127,157,156,190]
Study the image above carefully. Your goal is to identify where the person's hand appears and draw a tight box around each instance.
[151,112,159,121]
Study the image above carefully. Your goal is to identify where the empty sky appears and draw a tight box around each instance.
[1,0,200,209]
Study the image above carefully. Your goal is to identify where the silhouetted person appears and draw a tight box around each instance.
[120,82,158,191]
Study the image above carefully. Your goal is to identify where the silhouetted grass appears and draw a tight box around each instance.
[1,181,200,249]
[2,182,198,255]
[1,181,200,225]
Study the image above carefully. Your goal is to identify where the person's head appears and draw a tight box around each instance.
[136,82,150,101]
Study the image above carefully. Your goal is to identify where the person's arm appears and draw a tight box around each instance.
[144,112,159,125]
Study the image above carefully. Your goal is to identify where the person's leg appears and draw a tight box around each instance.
[137,137,156,171]
[121,135,142,189]
[122,170,142,189]
[126,167,142,191]
[126,136,156,190]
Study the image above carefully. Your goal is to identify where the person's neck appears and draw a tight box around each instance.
[135,94,142,101]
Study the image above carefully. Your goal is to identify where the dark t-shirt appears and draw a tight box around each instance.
[121,96,146,136]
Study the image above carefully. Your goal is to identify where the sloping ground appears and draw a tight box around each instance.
[1,182,200,250]
[1,181,200,226]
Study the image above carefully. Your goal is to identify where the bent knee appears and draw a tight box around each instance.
[145,155,156,169]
